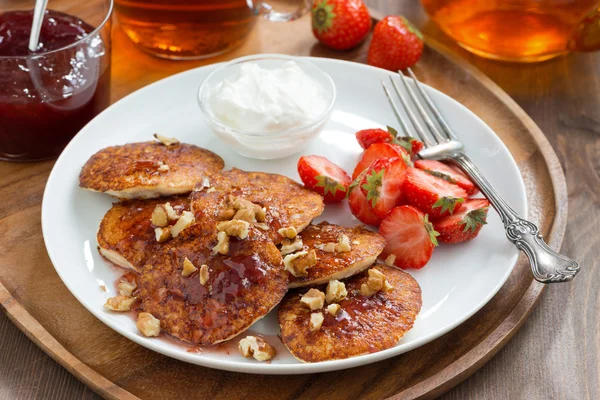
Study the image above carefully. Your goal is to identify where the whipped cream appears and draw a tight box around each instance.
[207,61,329,133]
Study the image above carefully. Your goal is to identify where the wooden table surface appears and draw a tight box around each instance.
[1,1,598,399]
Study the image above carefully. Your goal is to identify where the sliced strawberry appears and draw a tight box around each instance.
[434,199,490,243]
[297,155,352,203]
[403,167,468,220]
[396,136,424,158]
[348,174,382,226]
[360,157,408,218]
[355,128,393,149]
[414,159,477,195]
[379,205,439,269]
[352,142,412,180]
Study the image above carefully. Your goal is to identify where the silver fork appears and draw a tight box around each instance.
[382,69,579,284]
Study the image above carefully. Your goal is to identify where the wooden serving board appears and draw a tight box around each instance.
[0,9,567,400]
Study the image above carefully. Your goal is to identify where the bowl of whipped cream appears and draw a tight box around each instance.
[198,54,336,160]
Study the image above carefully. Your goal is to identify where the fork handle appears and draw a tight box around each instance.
[450,154,579,284]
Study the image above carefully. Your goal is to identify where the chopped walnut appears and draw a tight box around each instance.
[360,268,394,297]
[99,284,107,292]
[217,219,250,239]
[278,226,297,239]
[199,264,209,285]
[164,202,179,221]
[233,208,256,223]
[300,288,325,310]
[254,222,269,231]
[153,133,179,146]
[104,295,137,312]
[327,303,341,316]
[309,312,324,331]
[117,278,137,296]
[182,257,197,277]
[137,312,161,337]
[151,204,168,227]
[212,231,230,255]
[157,163,169,172]
[238,336,276,362]
[171,211,195,238]
[280,237,303,255]
[315,234,352,253]
[155,227,171,243]
[325,280,347,304]
[385,254,396,267]
[283,249,317,277]
[218,208,236,221]
[206,187,216,193]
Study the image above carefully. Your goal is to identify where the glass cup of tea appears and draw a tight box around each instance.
[0,0,112,162]
[421,0,600,62]
[114,0,312,60]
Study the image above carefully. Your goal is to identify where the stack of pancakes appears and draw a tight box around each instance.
[80,138,422,362]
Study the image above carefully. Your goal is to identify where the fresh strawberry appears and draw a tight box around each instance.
[414,159,477,195]
[352,142,412,180]
[368,16,424,71]
[434,199,490,243]
[360,157,408,218]
[297,155,352,203]
[379,205,439,269]
[403,167,468,220]
[348,174,382,226]
[396,136,424,158]
[356,128,393,149]
[311,0,371,51]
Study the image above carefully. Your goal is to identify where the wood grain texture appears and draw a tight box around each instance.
[0,1,595,399]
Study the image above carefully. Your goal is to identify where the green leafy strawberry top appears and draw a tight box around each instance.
[461,207,489,232]
[312,0,336,34]
[423,214,440,246]
[432,196,465,215]
[315,175,346,197]
[362,169,384,207]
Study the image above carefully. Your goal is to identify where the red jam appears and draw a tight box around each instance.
[0,10,111,162]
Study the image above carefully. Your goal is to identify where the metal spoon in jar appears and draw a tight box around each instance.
[28,0,49,52]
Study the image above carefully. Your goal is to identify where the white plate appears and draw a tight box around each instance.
[42,57,526,374]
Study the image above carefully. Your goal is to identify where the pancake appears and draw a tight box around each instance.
[97,196,189,272]
[138,229,288,345]
[190,168,325,244]
[287,222,386,288]
[80,141,224,199]
[278,264,422,362]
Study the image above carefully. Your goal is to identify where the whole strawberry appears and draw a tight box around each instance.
[311,0,372,51]
[368,16,424,71]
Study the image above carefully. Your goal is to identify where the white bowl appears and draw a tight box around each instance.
[198,54,336,160]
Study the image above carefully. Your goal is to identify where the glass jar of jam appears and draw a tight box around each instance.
[0,0,112,162]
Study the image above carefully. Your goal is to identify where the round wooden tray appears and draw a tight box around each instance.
[0,11,566,400]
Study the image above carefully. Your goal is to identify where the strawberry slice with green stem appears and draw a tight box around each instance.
[352,142,413,180]
[379,205,439,269]
[403,167,468,220]
[297,155,352,203]
[359,157,408,219]
[355,126,424,158]
[347,171,382,226]
[414,159,477,195]
[434,199,490,243]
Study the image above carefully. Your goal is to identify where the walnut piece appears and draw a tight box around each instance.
[164,202,179,220]
[309,312,324,332]
[206,187,216,193]
[280,237,303,255]
[238,336,276,362]
[233,208,256,223]
[104,295,137,312]
[151,204,168,227]
[327,303,341,316]
[137,312,161,337]
[315,234,352,253]
[385,254,396,267]
[217,219,250,239]
[229,197,266,223]
[157,163,169,172]
[254,222,269,231]
[199,264,209,285]
[212,231,230,255]
[182,257,197,277]
[325,279,347,304]
[154,227,171,243]
[278,226,297,239]
[360,268,394,297]
[218,208,236,221]
[153,133,179,146]
[300,288,325,310]
[283,249,317,277]
[171,211,195,238]
[117,278,137,296]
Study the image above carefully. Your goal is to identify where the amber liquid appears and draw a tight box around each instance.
[421,0,599,61]
[114,0,256,59]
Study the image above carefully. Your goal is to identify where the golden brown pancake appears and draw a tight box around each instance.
[190,168,325,244]
[138,229,288,345]
[80,141,224,199]
[97,196,189,272]
[278,264,422,363]
[287,222,386,288]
